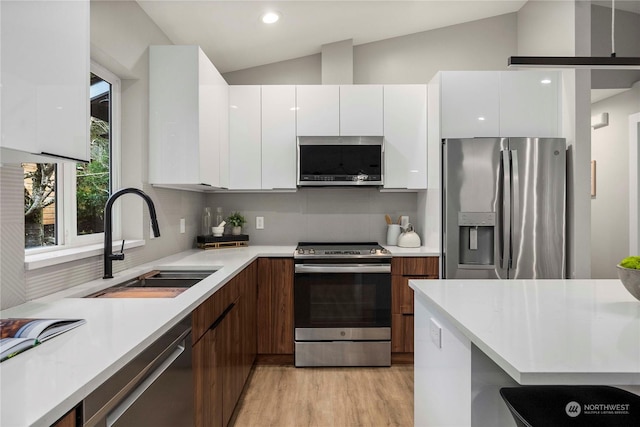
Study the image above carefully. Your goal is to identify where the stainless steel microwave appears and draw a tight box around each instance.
[297,136,384,186]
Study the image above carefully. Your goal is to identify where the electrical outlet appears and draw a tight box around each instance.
[429,318,442,349]
[180,218,186,234]
[256,216,264,230]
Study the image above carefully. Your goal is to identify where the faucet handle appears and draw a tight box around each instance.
[108,240,126,261]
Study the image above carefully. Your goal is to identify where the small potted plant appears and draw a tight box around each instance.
[227,212,246,236]
[617,256,640,301]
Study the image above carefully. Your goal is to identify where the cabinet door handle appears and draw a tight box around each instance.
[208,302,236,331]
[40,151,88,163]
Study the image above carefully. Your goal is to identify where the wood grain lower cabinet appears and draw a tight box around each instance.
[257,258,294,355]
[391,257,439,354]
[194,321,222,427]
[51,405,80,427]
[193,261,257,427]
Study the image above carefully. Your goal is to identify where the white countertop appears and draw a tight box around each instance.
[382,244,439,256]
[410,279,640,385]
[0,246,293,427]
[1,244,437,426]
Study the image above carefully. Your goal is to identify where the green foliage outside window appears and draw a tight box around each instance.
[76,117,110,235]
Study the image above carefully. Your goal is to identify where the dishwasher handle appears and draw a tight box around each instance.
[106,340,185,427]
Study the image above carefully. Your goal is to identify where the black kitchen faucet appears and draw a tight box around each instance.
[103,188,160,279]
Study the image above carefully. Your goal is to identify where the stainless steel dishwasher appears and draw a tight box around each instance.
[83,315,193,427]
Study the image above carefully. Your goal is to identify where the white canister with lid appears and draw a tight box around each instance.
[397,224,421,248]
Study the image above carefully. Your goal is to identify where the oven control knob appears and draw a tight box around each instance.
[380,248,389,254]
[297,248,305,255]
[370,249,376,254]
[309,249,315,254]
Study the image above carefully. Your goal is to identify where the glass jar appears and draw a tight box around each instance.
[202,207,212,235]
[215,207,224,228]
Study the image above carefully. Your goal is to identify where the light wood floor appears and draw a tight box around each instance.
[229,365,414,427]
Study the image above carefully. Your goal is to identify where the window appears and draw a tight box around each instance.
[24,63,120,250]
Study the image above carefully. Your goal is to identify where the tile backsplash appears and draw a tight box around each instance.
[206,188,419,245]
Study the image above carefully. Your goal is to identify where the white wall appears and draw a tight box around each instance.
[517,0,576,56]
[591,5,640,89]
[223,13,517,85]
[223,54,321,85]
[0,166,26,309]
[355,13,517,84]
[591,83,640,278]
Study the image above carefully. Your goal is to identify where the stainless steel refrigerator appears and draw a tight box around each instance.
[442,137,566,279]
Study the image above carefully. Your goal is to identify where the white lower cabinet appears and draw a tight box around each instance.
[229,86,262,190]
[1,0,89,162]
[261,86,297,190]
[383,85,428,189]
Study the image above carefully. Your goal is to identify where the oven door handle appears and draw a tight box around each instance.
[294,264,391,274]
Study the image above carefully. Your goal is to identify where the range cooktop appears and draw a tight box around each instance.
[294,242,391,259]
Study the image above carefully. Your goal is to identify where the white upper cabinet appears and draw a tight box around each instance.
[262,86,297,190]
[229,86,262,190]
[296,85,383,137]
[439,71,562,139]
[383,85,428,189]
[499,71,560,137]
[149,45,228,189]
[340,85,383,136]
[1,0,89,162]
[440,71,500,138]
[296,85,340,136]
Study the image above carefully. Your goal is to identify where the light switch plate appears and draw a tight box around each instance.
[180,218,186,234]
[429,318,442,349]
[256,216,264,230]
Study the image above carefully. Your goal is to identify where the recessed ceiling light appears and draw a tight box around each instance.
[478,117,486,121]
[540,78,552,85]
[262,12,280,24]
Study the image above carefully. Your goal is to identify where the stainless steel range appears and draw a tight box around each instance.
[293,242,392,367]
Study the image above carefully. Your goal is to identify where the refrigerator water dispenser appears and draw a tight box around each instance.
[458,212,495,268]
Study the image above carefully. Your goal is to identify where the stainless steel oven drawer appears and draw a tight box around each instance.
[295,327,390,341]
[295,341,391,367]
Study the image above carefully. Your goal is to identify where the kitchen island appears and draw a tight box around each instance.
[410,279,640,426]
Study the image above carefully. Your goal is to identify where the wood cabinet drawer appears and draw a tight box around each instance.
[391,256,439,276]
[192,273,240,343]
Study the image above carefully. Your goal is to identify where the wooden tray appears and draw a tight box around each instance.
[196,234,249,250]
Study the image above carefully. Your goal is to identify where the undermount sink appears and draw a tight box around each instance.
[85,269,217,298]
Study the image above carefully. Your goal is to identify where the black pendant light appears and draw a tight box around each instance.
[508,0,640,69]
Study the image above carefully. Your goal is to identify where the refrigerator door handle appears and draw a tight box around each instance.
[501,150,511,270]
[510,150,520,270]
